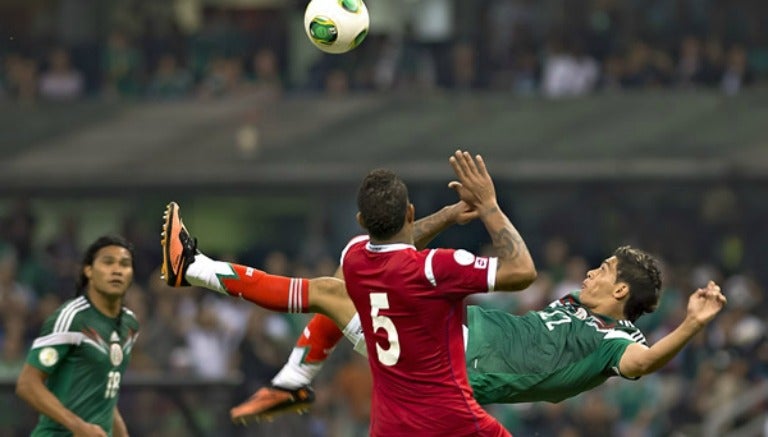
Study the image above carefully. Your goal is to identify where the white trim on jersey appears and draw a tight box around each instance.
[366,242,416,253]
[288,278,303,313]
[340,235,369,266]
[603,330,635,342]
[487,257,498,291]
[424,249,437,286]
[32,331,85,349]
[53,297,89,333]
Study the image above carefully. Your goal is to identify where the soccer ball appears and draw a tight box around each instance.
[304,0,369,54]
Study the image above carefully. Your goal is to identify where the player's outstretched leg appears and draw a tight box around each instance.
[230,313,341,423]
[231,312,368,424]
[160,201,311,313]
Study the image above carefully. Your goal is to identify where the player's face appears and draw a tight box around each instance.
[580,256,620,306]
[84,245,134,299]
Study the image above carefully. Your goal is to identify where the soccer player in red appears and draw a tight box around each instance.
[335,151,535,436]
[161,150,536,435]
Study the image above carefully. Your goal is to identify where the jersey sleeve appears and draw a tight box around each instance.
[26,308,84,374]
[600,330,642,381]
[427,248,498,295]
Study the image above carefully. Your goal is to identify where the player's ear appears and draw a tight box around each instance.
[83,265,93,280]
[356,212,366,230]
[613,282,629,300]
[406,203,415,223]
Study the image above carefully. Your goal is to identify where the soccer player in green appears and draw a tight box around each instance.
[160,151,727,423]
[16,235,139,437]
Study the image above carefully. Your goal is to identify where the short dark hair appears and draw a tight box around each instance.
[614,246,662,322]
[76,235,135,296]
[357,169,409,240]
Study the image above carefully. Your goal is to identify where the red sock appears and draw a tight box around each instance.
[296,314,345,363]
[221,264,309,313]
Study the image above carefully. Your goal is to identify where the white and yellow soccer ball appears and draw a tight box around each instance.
[304,0,369,54]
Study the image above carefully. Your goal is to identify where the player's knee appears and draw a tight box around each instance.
[308,277,350,314]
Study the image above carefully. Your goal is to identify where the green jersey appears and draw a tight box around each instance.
[26,296,140,436]
[466,292,645,405]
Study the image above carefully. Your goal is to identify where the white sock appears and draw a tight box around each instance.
[271,348,321,389]
[271,314,367,389]
[185,253,232,295]
[342,313,367,357]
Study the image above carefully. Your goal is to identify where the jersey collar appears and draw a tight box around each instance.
[366,241,416,253]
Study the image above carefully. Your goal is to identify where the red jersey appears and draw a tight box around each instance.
[341,235,510,437]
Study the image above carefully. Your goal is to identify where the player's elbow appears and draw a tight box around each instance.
[496,265,537,291]
[15,373,33,401]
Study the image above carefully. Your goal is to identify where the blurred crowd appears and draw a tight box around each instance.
[0,181,766,436]
[1,0,767,104]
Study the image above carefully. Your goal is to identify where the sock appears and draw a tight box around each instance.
[186,253,309,313]
[342,313,367,357]
[272,314,342,388]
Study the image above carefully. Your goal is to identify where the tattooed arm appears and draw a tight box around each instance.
[412,201,478,250]
[448,150,536,291]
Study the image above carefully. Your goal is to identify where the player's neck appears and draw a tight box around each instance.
[86,289,123,318]
[590,303,624,321]
[369,226,413,246]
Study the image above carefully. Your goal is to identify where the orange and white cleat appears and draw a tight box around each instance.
[230,385,315,425]
[160,202,197,287]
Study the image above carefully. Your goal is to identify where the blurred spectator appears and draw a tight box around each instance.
[677,35,704,86]
[623,40,673,88]
[198,56,244,98]
[542,39,599,97]
[146,53,193,100]
[699,37,725,86]
[721,44,753,96]
[2,54,38,104]
[38,47,84,101]
[102,31,144,98]
[0,246,35,319]
[248,48,283,96]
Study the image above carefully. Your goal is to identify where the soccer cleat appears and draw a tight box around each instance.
[160,202,197,287]
[230,385,315,425]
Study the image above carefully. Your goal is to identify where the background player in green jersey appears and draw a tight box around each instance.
[16,235,140,437]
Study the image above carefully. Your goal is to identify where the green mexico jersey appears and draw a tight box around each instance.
[466,292,645,405]
[26,296,140,436]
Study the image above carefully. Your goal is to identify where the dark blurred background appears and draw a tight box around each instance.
[1,0,767,436]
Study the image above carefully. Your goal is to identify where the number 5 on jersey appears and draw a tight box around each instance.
[370,293,401,366]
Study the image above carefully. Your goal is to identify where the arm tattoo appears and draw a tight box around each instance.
[412,218,433,242]
[490,227,522,260]
[413,208,449,248]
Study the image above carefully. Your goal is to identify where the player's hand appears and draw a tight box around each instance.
[686,281,727,328]
[72,422,108,437]
[445,200,479,225]
[448,150,498,212]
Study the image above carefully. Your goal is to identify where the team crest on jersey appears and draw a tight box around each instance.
[39,347,59,367]
[474,257,488,269]
[574,307,588,320]
[110,343,124,366]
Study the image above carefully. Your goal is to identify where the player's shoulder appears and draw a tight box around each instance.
[43,296,92,333]
[340,235,369,264]
[121,306,140,329]
[602,319,647,345]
